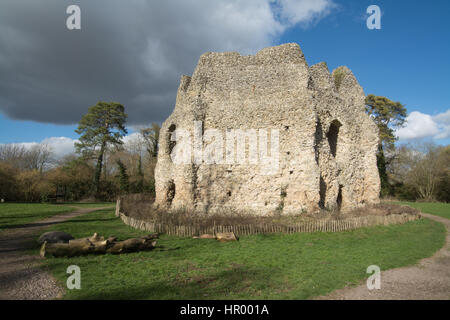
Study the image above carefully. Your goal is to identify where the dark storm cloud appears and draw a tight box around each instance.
[0,0,333,125]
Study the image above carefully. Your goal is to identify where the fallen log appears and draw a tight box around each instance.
[40,233,159,258]
[192,232,238,242]
[216,232,237,242]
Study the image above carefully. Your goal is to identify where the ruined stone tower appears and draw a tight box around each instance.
[154,43,380,215]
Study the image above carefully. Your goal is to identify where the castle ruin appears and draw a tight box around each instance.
[154,43,380,215]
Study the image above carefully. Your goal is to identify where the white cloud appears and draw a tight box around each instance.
[122,132,142,145]
[42,137,78,158]
[122,132,144,153]
[274,0,336,26]
[433,109,450,139]
[0,132,150,159]
[0,137,79,159]
[396,110,450,141]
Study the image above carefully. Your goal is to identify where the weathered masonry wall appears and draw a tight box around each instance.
[154,43,380,215]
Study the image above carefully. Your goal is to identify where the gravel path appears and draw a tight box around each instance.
[0,206,113,300]
[316,213,450,300]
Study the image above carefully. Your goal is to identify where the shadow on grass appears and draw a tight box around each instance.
[153,245,181,252]
[60,218,118,224]
[0,221,66,231]
[0,216,32,220]
[1,217,119,231]
[69,265,279,300]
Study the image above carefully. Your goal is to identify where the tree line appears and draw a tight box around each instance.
[0,98,448,203]
[0,101,160,202]
[365,94,449,202]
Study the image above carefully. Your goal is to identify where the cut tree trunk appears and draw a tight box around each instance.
[192,232,238,242]
[40,233,158,258]
[215,232,237,242]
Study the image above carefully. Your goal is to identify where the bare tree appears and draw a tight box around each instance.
[24,143,54,172]
[403,142,445,201]
[0,144,27,165]
[140,123,160,158]
[0,143,54,172]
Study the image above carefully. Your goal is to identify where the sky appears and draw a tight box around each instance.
[0,0,449,157]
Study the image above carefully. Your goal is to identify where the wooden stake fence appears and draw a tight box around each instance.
[116,201,420,237]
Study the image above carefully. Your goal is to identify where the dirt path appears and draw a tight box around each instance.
[316,213,450,300]
[0,206,113,300]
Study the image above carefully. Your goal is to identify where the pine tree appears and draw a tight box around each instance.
[365,94,407,197]
[75,101,127,196]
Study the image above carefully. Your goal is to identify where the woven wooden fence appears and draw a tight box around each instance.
[117,202,420,237]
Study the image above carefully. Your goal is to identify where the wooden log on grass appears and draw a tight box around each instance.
[216,232,237,242]
[40,233,158,258]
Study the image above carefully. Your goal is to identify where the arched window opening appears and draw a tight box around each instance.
[319,175,326,209]
[336,185,343,210]
[167,124,176,156]
[327,120,342,158]
[314,117,323,165]
[166,180,175,207]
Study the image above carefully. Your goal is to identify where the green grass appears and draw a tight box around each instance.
[0,202,115,233]
[392,201,450,219]
[58,202,115,208]
[0,203,75,231]
[38,209,446,300]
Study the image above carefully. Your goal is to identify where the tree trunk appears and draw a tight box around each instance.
[377,143,389,197]
[94,141,106,196]
[40,233,159,258]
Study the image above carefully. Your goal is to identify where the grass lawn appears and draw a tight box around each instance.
[0,203,75,232]
[38,208,446,300]
[58,202,115,208]
[392,201,450,219]
[0,202,115,232]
